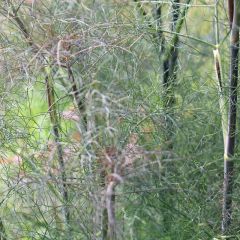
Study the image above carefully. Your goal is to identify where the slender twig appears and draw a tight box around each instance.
[67,65,87,129]
[213,1,228,150]
[155,3,165,54]
[106,181,117,240]
[45,72,71,229]
[138,1,214,7]
[100,166,108,240]
[156,29,216,48]
[99,148,118,240]
[9,4,34,47]
[213,49,228,148]
[162,0,192,63]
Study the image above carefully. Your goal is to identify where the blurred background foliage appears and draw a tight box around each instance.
[0,0,239,239]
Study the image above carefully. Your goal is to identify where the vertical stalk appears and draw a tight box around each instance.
[67,65,87,130]
[160,0,191,148]
[45,70,71,235]
[213,49,228,148]
[162,0,180,109]
[228,0,234,29]
[100,147,117,240]
[213,0,228,150]
[222,0,240,233]
[155,3,165,54]
[106,181,116,240]
[100,163,108,240]
[215,0,220,45]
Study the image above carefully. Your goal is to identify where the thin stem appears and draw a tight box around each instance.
[67,66,87,130]
[45,72,71,229]
[162,0,180,109]
[213,1,228,150]
[158,29,216,48]
[215,0,220,45]
[9,4,35,47]
[228,0,234,29]
[163,0,192,63]
[213,49,228,148]
[222,0,240,233]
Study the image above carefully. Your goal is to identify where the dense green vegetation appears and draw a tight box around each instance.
[1,0,240,239]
